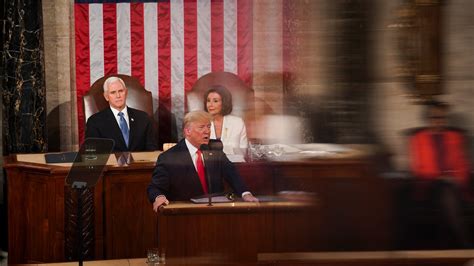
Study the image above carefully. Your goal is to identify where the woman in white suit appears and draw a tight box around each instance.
[204,85,248,156]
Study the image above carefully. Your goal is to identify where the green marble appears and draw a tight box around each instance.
[2,0,46,154]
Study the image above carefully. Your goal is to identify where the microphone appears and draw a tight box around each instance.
[200,143,210,151]
[208,139,223,151]
[200,144,213,206]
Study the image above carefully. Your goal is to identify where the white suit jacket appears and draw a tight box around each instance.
[210,115,248,155]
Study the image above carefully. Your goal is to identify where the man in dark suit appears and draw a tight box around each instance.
[85,76,157,152]
[147,110,258,212]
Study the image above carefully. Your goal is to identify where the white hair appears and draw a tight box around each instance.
[103,76,126,92]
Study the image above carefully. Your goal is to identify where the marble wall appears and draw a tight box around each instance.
[0,39,3,205]
[2,0,47,154]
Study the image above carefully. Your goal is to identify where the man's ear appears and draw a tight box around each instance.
[103,92,109,102]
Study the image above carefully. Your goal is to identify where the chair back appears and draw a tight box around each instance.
[187,71,254,118]
[83,74,153,122]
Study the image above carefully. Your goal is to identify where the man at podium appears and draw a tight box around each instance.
[147,111,258,212]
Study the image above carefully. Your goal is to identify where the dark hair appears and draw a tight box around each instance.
[423,100,449,121]
[203,85,233,116]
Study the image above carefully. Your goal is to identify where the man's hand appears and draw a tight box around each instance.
[242,193,259,203]
[153,195,169,212]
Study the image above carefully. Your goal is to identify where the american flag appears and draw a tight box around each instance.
[74,0,253,144]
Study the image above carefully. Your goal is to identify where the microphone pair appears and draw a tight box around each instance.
[200,139,223,152]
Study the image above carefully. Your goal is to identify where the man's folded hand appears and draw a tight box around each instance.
[242,193,259,203]
[153,195,169,212]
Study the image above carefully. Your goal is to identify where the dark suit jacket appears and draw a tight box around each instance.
[147,139,248,202]
[85,107,157,152]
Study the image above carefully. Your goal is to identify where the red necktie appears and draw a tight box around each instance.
[196,150,208,194]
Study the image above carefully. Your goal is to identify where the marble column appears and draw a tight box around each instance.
[253,0,284,115]
[280,0,378,144]
[2,0,47,154]
[321,0,377,144]
[42,0,77,152]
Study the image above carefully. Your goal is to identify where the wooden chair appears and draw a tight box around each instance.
[83,74,158,145]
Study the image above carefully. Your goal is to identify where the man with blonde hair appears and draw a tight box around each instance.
[85,76,157,152]
[147,110,258,211]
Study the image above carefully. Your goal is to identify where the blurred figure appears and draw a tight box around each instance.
[204,85,248,156]
[251,114,304,145]
[410,101,470,185]
[398,100,471,249]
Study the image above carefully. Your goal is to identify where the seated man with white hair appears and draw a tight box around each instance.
[85,76,157,152]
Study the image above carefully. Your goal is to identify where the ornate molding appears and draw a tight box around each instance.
[415,0,441,6]
[391,0,442,98]
[416,74,441,83]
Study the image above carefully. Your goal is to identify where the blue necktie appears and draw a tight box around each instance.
[118,112,129,147]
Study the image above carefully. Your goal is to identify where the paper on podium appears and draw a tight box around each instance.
[190,195,234,204]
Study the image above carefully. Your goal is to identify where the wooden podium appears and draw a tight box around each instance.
[5,150,390,264]
[157,200,319,263]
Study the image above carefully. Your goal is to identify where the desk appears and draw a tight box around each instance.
[157,201,318,262]
[5,153,381,264]
[5,156,158,264]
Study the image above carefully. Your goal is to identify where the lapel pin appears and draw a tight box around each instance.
[131,118,134,122]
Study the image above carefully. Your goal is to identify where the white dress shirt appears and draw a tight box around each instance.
[185,138,203,171]
[110,106,130,129]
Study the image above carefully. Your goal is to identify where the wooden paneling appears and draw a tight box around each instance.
[157,202,315,262]
[104,168,157,259]
[5,155,378,264]
[415,2,442,97]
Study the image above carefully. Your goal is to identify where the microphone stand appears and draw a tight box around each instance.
[200,144,213,206]
[201,140,223,207]
[204,151,213,206]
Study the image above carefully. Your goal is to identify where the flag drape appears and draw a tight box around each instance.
[74,0,253,144]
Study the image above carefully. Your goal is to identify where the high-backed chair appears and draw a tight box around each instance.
[83,74,153,122]
[83,74,158,146]
[186,71,254,120]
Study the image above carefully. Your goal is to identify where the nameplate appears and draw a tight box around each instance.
[45,152,77,163]
[16,153,117,166]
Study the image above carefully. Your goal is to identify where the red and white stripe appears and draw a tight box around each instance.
[74,0,253,143]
